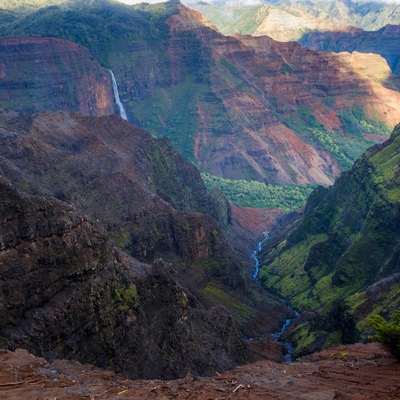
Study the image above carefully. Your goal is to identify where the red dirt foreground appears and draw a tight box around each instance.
[1,343,399,400]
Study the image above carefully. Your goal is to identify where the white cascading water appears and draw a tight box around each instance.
[109,70,128,121]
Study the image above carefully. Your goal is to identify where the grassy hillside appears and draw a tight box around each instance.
[258,124,400,354]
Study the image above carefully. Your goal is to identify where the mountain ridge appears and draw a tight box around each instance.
[190,0,400,41]
[1,0,399,187]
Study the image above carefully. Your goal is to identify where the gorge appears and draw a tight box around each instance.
[0,0,399,397]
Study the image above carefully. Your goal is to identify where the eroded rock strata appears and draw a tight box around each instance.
[0,36,114,116]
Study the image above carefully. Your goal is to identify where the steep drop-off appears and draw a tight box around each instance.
[0,109,288,335]
[258,124,400,355]
[0,177,248,379]
[2,1,400,186]
[0,36,115,115]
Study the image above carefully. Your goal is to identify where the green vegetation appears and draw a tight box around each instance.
[203,283,255,325]
[285,106,388,170]
[257,124,400,354]
[202,173,315,211]
[368,310,400,360]
[193,4,266,36]
[1,0,179,66]
[340,105,390,138]
[113,284,139,312]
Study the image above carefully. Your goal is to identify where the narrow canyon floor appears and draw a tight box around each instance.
[1,343,399,400]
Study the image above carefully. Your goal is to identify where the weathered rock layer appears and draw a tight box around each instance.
[0,36,114,115]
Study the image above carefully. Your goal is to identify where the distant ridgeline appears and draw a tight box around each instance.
[0,0,399,195]
[190,0,400,40]
[258,124,400,356]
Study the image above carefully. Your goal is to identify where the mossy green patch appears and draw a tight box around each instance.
[259,234,328,307]
[202,173,315,211]
[203,283,255,325]
[291,322,319,352]
[113,284,139,312]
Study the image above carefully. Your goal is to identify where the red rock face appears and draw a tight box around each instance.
[162,6,400,185]
[0,36,114,116]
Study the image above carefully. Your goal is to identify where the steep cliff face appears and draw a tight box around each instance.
[0,36,114,115]
[164,6,400,183]
[0,177,248,379]
[0,110,230,268]
[0,109,289,335]
[258,124,400,355]
[299,25,400,76]
[2,1,399,186]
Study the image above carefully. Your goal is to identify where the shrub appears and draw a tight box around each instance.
[368,310,400,361]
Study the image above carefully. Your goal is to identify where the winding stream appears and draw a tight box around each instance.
[109,70,128,121]
[251,232,269,279]
[252,233,299,361]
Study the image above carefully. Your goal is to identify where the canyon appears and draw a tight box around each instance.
[0,0,399,397]
[0,108,291,367]
[1,1,399,187]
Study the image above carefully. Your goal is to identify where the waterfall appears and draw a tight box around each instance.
[109,70,128,121]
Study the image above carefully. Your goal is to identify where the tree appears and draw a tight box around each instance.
[368,310,400,361]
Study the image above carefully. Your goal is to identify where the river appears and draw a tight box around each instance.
[252,232,299,361]
[109,70,128,121]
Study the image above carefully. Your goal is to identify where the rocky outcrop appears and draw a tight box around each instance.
[1,342,399,399]
[258,124,400,355]
[0,36,114,115]
[0,177,248,379]
[0,110,236,271]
